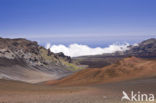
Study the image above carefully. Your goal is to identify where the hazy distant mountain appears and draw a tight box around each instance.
[124,38,156,57]
[0,37,80,83]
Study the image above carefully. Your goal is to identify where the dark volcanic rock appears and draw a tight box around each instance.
[125,38,156,57]
[56,52,72,63]
[0,37,72,66]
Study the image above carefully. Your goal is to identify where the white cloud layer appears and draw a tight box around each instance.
[46,43,130,57]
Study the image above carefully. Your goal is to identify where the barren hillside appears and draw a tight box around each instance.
[47,57,156,85]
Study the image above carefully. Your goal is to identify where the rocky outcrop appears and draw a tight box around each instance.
[124,38,156,57]
[0,37,79,83]
[0,37,72,66]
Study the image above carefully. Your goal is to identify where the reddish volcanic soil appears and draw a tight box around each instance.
[46,57,156,86]
[0,77,156,103]
[0,57,156,103]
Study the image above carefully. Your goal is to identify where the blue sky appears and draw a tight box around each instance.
[0,0,156,47]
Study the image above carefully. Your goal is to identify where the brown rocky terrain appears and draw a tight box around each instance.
[0,75,156,103]
[47,57,156,86]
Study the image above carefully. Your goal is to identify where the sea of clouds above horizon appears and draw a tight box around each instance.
[45,43,131,57]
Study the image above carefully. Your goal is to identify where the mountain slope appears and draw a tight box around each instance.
[47,57,156,85]
[125,38,156,57]
[0,37,80,83]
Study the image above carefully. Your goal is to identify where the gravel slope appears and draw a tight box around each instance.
[0,77,156,103]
